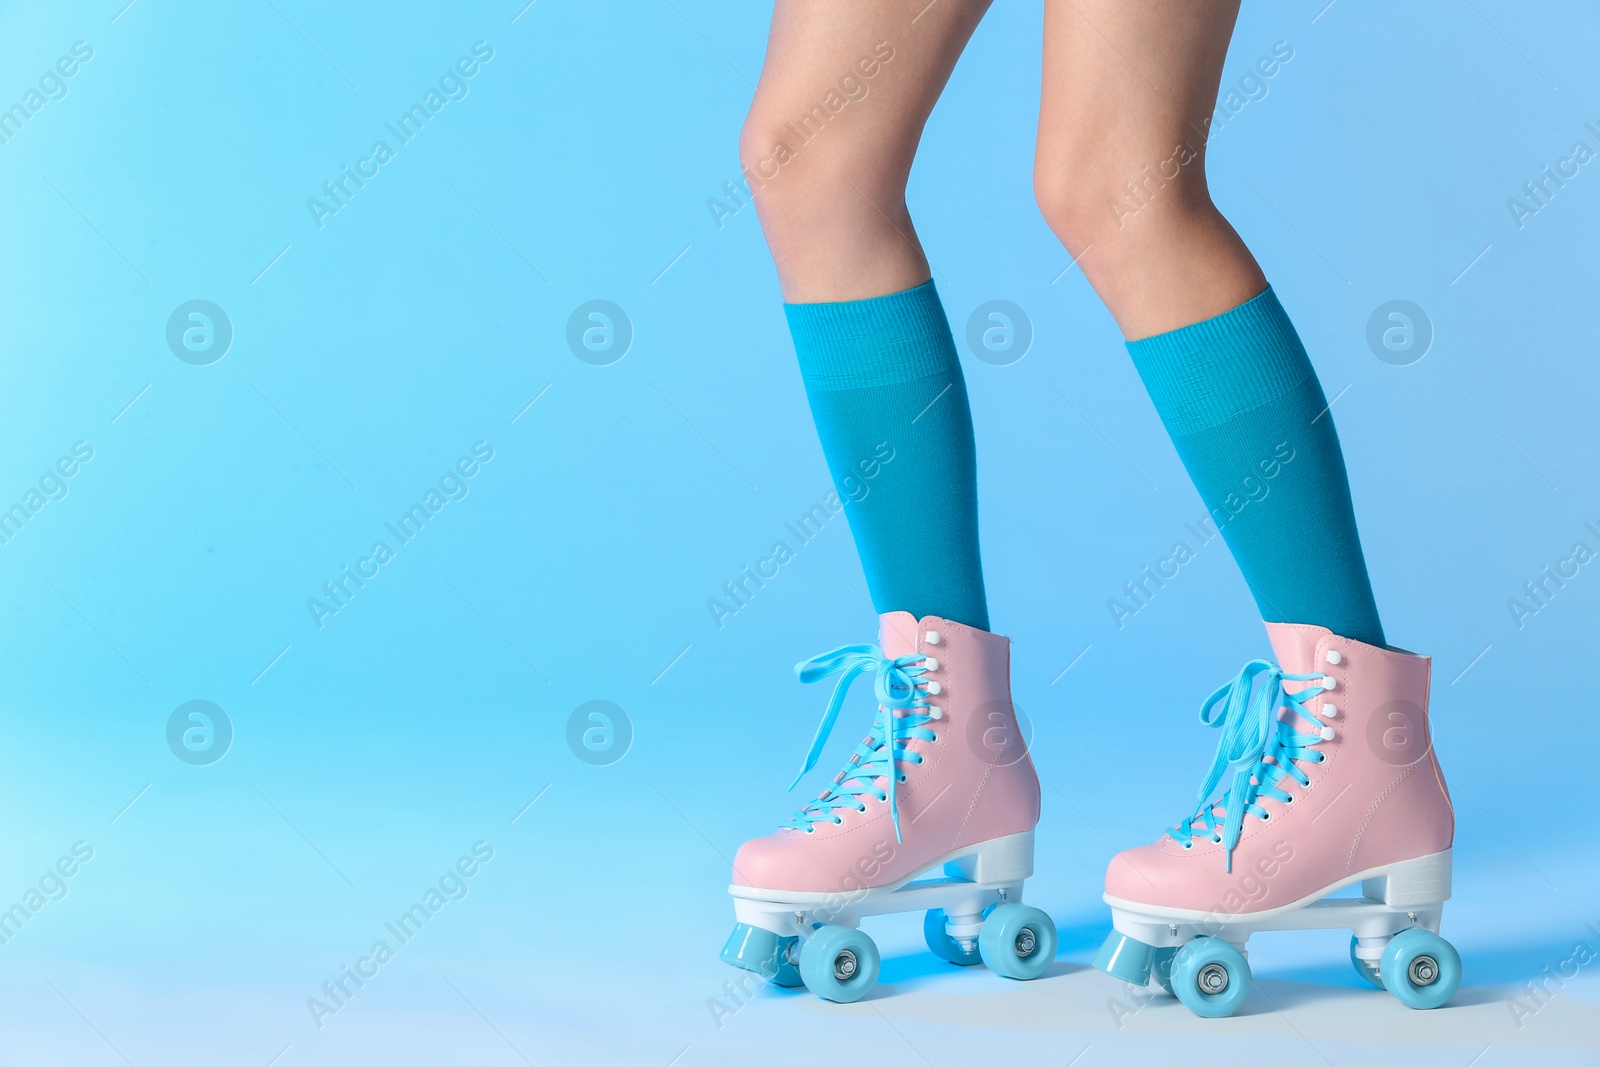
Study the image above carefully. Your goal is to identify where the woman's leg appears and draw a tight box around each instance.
[1045,5,1457,1005]
[743,0,994,630]
[1035,0,1384,647]
[723,5,1052,994]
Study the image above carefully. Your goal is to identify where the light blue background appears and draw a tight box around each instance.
[0,1,1596,1063]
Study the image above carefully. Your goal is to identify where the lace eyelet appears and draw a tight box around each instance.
[1260,811,1271,822]
[1182,841,1193,850]
[1284,794,1294,804]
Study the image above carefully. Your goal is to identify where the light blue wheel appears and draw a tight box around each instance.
[799,925,880,1003]
[1380,929,1460,1009]
[1170,937,1252,1018]
[765,937,804,987]
[1349,936,1385,990]
[978,904,1057,981]
[1151,946,1179,995]
[924,909,984,966]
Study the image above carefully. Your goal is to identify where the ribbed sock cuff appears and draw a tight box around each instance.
[1125,287,1314,436]
[784,280,959,391]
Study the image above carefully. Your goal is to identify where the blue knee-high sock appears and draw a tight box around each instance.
[1126,288,1385,647]
[784,280,989,631]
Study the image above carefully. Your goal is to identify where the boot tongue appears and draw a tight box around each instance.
[878,612,921,660]
[858,612,922,801]
[1265,622,1330,695]
[1179,626,1330,840]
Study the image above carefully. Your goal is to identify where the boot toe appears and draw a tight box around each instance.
[1105,844,1168,905]
[731,830,809,891]
[1105,838,1218,909]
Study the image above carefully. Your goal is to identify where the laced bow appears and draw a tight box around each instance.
[1169,658,1330,871]
[783,643,937,843]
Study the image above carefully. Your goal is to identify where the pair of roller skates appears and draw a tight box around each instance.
[721,612,1461,1016]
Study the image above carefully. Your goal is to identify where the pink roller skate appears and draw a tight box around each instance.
[721,612,1056,1001]
[1093,622,1459,1016]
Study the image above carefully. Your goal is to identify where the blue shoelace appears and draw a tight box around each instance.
[1169,659,1332,871]
[781,643,938,843]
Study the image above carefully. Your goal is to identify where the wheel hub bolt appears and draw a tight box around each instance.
[834,949,858,981]
[1015,928,1036,958]
[1409,955,1438,986]
[1198,962,1230,994]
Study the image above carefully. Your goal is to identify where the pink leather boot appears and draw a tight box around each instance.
[721,612,1056,1001]
[1092,622,1461,1016]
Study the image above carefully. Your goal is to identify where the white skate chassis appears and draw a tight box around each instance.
[729,829,1035,939]
[722,830,1058,1000]
[1104,849,1451,959]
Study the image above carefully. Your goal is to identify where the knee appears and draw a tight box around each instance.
[1032,155,1099,254]
[1033,137,1211,258]
[737,101,905,242]
[736,109,791,212]
[737,108,819,240]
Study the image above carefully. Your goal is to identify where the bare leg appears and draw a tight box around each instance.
[1035,0,1265,339]
[740,0,998,634]
[1035,0,1388,647]
[741,0,992,303]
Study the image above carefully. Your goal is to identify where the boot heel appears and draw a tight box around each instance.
[945,830,1034,885]
[1362,849,1452,909]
